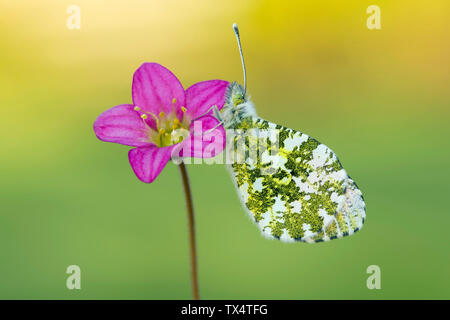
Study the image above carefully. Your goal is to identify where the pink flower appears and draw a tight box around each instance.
[94,63,228,183]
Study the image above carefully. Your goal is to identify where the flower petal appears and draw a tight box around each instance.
[128,145,175,183]
[132,63,186,119]
[177,116,226,158]
[185,80,229,118]
[93,104,154,147]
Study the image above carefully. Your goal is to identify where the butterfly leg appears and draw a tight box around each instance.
[191,120,225,137]
[191,105,222,121]
[204,121,225,134]
[191,105,224,137]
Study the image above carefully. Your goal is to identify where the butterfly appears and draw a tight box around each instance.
[205,24,366,243]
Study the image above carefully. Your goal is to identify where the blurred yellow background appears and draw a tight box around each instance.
[0,0,449,299]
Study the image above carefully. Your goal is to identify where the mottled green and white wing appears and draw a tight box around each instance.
[228,117,365,243]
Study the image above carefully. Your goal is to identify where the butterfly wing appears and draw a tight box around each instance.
[227,117,365,243]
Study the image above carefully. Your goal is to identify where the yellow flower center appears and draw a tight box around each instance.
[134,98,190,147]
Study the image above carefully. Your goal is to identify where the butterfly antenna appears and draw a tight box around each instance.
[233,23,247,95]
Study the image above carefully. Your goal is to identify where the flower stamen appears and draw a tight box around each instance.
[134,105,161,127]
[135,103,190,147]
[172,98,177,114]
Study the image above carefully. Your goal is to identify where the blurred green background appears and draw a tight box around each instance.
[1,0,449,299]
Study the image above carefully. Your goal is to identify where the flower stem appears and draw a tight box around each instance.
[178,162,200,300]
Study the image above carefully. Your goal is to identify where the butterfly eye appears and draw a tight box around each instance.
[229,81,246,107]
[232,94,245,106]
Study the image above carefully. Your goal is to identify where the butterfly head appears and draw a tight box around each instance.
[220,81,255,128]
[225,81,247,108]
[217,24,257,128]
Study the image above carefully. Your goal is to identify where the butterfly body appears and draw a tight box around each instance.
[217,83,366,243]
